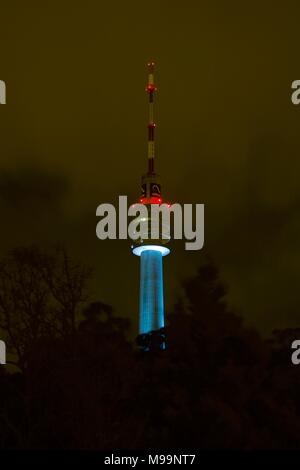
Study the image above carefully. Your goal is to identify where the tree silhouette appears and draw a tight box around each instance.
[0,245,91,371]
[0,250,300,450]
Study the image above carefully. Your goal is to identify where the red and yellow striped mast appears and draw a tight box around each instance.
[146,61,157,175]
[140,61,162,205]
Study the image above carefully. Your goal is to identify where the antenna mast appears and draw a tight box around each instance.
[146,61,157,174]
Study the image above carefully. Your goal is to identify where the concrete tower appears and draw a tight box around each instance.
[132,62,170,352]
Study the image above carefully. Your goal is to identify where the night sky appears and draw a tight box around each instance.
[0,1,300,335]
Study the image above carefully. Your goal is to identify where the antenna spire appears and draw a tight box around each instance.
[146,61,157,174]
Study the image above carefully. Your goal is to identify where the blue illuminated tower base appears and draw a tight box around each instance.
[133,244,170,351]
[139,249,164,333]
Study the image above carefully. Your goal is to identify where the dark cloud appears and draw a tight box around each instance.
[0,166,68,250]
[0,166,67,212]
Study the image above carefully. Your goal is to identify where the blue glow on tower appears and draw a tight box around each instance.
[134,245,170,334]
[132,62,170,351]
[139,249,164,334]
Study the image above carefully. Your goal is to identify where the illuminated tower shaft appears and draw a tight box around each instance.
[132,62,170,351]
[139,249,164,333]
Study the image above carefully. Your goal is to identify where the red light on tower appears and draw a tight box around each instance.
[139,196,163,205]
[146,83,157,93]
